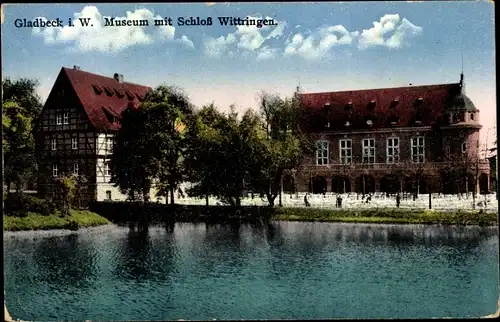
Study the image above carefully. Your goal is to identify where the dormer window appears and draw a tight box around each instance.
[136,93,145,102]
[115,89,125,98]
[125,90,134,100]
[389,116,399,125]
[368,100,376,110]
[390,98,399,109]
[92,84,103,95]
[324,102,331,113]
[345,121,350,127]
[345,101,353,111]
[325,122,331,128]
[366,120,373,126]
[415,97,424,106]
[104,87,114,96]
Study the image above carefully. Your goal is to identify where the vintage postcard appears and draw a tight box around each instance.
[2,1,498,321]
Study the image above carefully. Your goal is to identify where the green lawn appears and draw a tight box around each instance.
[271,207,498,226]
[4,210,111,231]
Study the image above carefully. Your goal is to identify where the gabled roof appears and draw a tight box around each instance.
[62,67,152,131]
[299,83,467,131]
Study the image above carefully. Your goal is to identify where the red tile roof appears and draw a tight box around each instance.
[299,83,463,132]
[62,67,152,131]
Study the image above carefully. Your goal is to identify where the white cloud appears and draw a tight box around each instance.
[284,25,358,60]
[203,33,237,58]
[179,35,195,48]
[32,6,191,53]
[358,14,422,50]
[203,15,285,60]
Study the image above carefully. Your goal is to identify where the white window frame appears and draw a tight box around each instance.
[73,163,79,175]
[316,140,329,165]
[52,164,58,177]
[386,137,400,164]
[51,138,57,151]
[106,138,113,153]
[411,136,425,163]
[362,138,375,164]
[339,139,352,165]
[104,162,111,176]
[56,113,62,125]
[461,142,467,153]
[72,137,78,150]
[63,112,69,124]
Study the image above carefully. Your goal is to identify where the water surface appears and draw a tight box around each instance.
[4,222,499,320]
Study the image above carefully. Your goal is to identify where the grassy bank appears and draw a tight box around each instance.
[271,208,498,226]
[4,210,111,231]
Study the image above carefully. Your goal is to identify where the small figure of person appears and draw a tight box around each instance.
[337,195,343,208]
[396,193,401,208]
[366,194,372,203]
[304,193,311,207]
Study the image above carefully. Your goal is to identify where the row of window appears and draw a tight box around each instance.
[52,163,110,177]
[55,112,70,125]
[316,136,437,165]
[51,137,79,150]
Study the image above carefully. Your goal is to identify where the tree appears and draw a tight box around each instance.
[2,78,43,119]
[54,175,77,216]
[2,100,37,192]
[246,93,314,207]
[110,85,193,204]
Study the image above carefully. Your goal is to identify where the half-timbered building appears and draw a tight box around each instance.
[292,74,491,195]
[34,66,152,204]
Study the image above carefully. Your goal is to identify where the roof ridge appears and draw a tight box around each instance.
[62,67,151,88]
[300,83,460,96]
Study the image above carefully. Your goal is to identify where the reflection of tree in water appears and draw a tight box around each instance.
[34,234,97,290]
[114,226,178,283]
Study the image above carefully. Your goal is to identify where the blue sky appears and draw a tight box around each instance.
[1,2,496,148]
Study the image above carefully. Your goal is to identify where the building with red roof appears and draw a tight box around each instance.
[288,74,491,196]
[34,66,152,203]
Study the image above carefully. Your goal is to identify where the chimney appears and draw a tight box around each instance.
[73,65,80,70]
[113,73,120,82]
[119,74,124,84]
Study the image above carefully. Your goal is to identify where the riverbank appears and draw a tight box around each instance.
[271,208,498,226]
[3,210,111,231]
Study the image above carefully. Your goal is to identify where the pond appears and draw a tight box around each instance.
[4,222,499,320]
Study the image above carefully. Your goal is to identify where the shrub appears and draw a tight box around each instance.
[4,193,56,217]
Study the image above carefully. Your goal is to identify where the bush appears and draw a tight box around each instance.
[4,193,56,217]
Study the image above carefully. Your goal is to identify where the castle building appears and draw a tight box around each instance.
[290,74,491,195]
[34,66,153,204]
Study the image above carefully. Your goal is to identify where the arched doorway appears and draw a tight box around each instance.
[380,174,401,194]
[479,173,489,194]
[405,176,428,195]
[355,175,375,194]
[282,175,295,194]
[311,176,327,194]
[332,176,350,193]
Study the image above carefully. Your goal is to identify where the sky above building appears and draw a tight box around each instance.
[1,2,496,149]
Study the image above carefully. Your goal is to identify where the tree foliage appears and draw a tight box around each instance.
[110,85,193,203]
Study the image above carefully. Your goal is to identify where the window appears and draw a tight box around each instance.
[104,162,110,176]
[387,137,400,163]
[63,112,69,124]
[470,113,475,121]
[411,136,425,163]
[52,164,58,177]
[362,138,375,164]
[72,137,78,150]
[56,113,62,125]
[461,142,467,153]
[316,140,329,165]
[106,190,112,200]
[339,139,352,165]
[73,163,79,175]
[106,138,113,152]
[51,138,57,151]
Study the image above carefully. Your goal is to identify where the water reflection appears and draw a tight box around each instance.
[34,234,98,291]
[4,222,499,321]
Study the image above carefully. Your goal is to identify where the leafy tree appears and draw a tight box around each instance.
[54,175,77,216]
[110,85,193,203]
[247,93,314,207]
[2,100,37,192]
[2,78,43,119]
